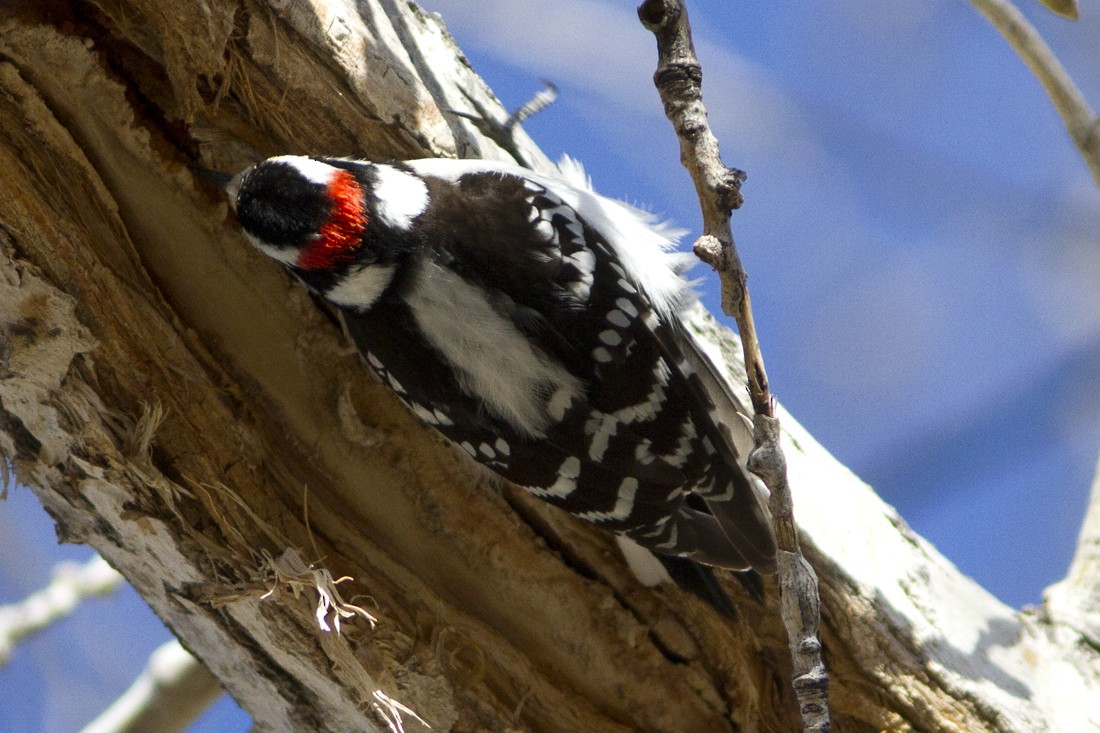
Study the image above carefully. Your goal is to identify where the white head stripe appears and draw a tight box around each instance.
[324,264,396,312]
[372,164,429,231]
[269,155,337,187]
[248,234,299,266]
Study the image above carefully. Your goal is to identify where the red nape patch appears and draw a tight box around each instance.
[296,170,368,271]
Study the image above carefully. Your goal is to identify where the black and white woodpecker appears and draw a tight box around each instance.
[220,155,777,604]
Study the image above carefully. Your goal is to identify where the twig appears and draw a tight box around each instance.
[969,0,1100,186]
[636,2,829,730]
[80,639,222,733]
[1036,0,1078,20]
[449,80,559,169]
[0,554,123,665]
[504,80,559,132]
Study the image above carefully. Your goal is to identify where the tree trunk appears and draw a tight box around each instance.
[1,2,1096,731]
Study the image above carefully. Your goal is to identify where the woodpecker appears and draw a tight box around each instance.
[224,155,777,582]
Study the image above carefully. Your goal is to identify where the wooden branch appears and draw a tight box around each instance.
[636,2,828,729]
[969,0,1100,186]
[1036,0,1079,20]
[0,555,123,665]
[81,640,222,733]
[2,1,1099,731]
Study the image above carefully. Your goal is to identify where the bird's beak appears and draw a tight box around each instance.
[193,166,246,212]
[194,167,234,191]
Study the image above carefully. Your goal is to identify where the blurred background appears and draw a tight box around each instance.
[2,0,1098,729]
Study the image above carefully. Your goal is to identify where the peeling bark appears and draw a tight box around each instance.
[0,2,1097,732]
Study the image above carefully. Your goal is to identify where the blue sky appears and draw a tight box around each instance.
[2,1,1098,730]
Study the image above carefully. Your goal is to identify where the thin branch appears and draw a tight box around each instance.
[975,0,1100,654]
[636,2,829,730]
[1036,0,1079,20]
[504,80,559,132]
[80,640,222,733]
[970,0,1100,186]
[448,80,560,169]
[0,554,123,665]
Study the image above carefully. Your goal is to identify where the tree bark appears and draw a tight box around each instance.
[0,2,1096,732]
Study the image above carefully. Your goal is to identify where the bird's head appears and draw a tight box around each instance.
[224,156,369,272]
